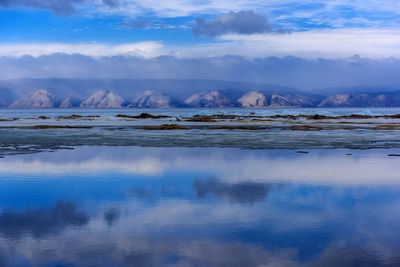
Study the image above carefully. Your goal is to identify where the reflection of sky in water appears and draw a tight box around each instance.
[0,147,399,266]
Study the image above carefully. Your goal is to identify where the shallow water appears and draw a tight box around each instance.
[2,108,400,156]
[0,146,400,266]
[1,107,400,119]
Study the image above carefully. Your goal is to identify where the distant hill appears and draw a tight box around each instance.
[184,91,237,108]
[238,91,322,108]
[1,78,400,108]
[128,90,176,108]
[0,78,303,102]
[9,89,55,108]
[80,90,125,108]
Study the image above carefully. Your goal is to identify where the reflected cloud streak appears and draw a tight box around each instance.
[0,147,399,185]
[0,202,89,238]
[194,178,272,204]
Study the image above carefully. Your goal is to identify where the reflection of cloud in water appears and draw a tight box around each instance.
[0,202,89,238]
[194,179,272,204]
[0,147,400,185]
[309,245,393,267]
[0,158,164,175]
[1,230,399,267]
[0,147,399,265]
[0,189,398,265]
[0,236,299,267]
[104,208,120,226]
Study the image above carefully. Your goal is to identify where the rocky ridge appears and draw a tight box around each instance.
[184,91,236,108]
[80,90,125,108]
[128,90,173,108]
[318,93,400,107]
[10,89,55,108]
[4,89,400,108]
[60,98,73,108]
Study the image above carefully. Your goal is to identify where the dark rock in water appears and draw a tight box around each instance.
[296,151,309,154]
[207,126,265,130]
[116,113,170,119]
[185,117,217,122]
[269,114,298,120]
[32,125,93,129]
[373,125,400,130]
[185,115,239,122]
[38,116,50,120]
[139,124,189,130]
[388,154,400,157]
[338,114,372,119]
[58,114,100,119]
[309,114,333,120]
[0,118,19,122]
[384,114,400,119]
[290,125,324,131]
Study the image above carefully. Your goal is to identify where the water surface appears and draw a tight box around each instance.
[0,147,399,266]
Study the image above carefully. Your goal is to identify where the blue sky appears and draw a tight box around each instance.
[0,0,399,58]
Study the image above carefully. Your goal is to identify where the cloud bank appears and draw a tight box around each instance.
[1,29,399,59]
[1,54,399,90]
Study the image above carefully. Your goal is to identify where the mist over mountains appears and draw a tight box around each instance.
[1,55,400,90]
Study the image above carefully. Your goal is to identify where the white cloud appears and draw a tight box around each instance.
[209,28,400,59]
[87,0,400,19]
[0,41,165,58]
[90,0,270,18]
[0,28,399,59]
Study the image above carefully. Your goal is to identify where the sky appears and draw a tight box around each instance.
[1,0,400,58]
[0,0,400,86]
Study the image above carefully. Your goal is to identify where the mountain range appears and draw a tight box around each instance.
[0,78,400,108]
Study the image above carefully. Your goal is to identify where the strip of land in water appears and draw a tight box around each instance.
[1,112,400,157]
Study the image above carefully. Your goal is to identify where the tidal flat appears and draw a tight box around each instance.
[1,108,400,266]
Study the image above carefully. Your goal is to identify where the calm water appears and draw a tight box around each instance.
[0,146,400,266]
